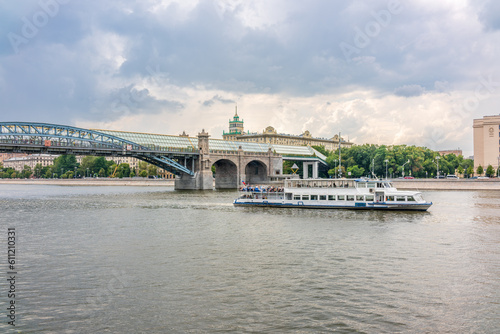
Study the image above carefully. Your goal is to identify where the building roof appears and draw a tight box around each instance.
[95,129,326,162]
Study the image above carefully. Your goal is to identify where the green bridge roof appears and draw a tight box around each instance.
[96,129,327,162]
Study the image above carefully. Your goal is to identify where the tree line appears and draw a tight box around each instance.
[285,144,486,178]
[0,155,160,179]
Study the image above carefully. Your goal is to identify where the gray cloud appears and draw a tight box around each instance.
[202,95,236,107]
[0,0,499,147]
[394,84,425,97]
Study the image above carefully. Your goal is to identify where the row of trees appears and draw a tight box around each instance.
[0,155,160,179]
[287,144,480,179]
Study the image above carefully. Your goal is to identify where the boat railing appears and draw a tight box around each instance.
[284,178,356,189]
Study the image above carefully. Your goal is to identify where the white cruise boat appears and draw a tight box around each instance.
[233,178,432,211]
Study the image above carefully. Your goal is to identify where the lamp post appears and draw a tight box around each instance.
[74,166,77,178]
[334,159,337,179]
[435,156,440,178]
[384,159,388,180]
[86,168,89,178]
[402,159,410,178]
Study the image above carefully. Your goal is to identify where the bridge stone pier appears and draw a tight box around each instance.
[175,130,283,190]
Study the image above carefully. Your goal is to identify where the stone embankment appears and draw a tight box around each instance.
[0,178,175,186]
[391,179,500,190]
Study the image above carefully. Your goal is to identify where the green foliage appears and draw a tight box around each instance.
[320,144,473,179]
[20,165,33,179]
[139,170,148,177]
[466,166,474,178]
[485,165,495,177]
[53,154,78,176]
[477,165,484,176]
[311,145,330,157]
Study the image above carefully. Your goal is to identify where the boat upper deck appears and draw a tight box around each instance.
[284,178,396,190]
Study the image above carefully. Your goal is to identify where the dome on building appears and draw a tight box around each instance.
[264,126,277,134]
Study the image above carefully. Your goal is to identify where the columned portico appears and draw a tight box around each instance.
[303,161,319,179]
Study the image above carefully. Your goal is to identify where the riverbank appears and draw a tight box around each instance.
[1,178,499,190]
[0,178,175,186]
[392,179,500,190]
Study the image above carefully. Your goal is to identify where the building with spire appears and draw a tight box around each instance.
[222,106,245,141]
[222,108,352,151]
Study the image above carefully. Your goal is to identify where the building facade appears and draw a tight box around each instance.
[3,154,58,171]
[437,149,463,157]
[473,115,500,172]
[0,153,26,163]
[222,110,352,151]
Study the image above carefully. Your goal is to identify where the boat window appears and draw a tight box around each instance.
[365,195,374,201]
[357,183,366,188]
[414,194,423,202]
[311,195,318,200]
[387,196,395,201]
[347,195,354,201]
[328,195,335,201]
[319,195,327,200]
[338,195,345,201]
[367,183,376,188]
[293,194,301,200]
[286,193,292,200]
[396,196,406,202]
[407,196,415,202]
[302,195,310,200]
[356,195,364,201]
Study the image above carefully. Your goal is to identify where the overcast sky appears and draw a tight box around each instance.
[2,0,500,156]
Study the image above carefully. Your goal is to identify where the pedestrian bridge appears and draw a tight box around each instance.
[0,122,327,189]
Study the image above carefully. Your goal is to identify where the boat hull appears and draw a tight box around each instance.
[233,200,432,211]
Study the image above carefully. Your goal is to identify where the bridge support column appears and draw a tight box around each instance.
[174,129,213,190]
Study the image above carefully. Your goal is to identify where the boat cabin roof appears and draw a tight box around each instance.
[284,178,394,189]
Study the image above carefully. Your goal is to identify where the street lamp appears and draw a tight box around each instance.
[435,156,440,178]
[334,159,337,179]
[497,156,500,177]
[384,159,388,180]
[402,159,410,178]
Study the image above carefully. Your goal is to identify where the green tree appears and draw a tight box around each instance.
[466,166,474,178]
[98,168,106,177]
[477,165,484,176]
[34,163,43,178]
[20,165,33,179]
[347,165,365,178]
[148,164,158,177]
[53,154,78,176]
[485,165,495,177]
[139,170,148,177]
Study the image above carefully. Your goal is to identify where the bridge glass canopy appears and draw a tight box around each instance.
[95,129,326,161]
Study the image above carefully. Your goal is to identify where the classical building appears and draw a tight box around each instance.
[437,149,463,157]
[222,109,352,151]
[473,114,500,172]
[0,153,26,163]
[3,154,58,171]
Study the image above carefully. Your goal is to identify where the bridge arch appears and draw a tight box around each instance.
[212,158,238,189]
[244,159,268,185]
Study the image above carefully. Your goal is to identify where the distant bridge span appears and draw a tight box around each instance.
[0,122,195,175]
[0,122,327,189]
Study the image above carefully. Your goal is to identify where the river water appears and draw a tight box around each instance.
[0,185,499,333]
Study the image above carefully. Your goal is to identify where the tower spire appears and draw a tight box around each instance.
[235,104,238,117]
